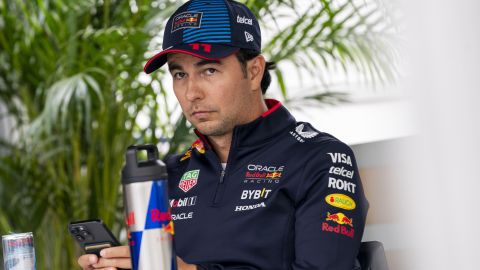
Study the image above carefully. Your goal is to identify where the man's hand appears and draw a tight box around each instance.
[77,246,131,270]
[177,256,197,270]
[77,245,196,270]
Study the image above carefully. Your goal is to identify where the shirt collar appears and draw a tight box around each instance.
[194,99,296,148]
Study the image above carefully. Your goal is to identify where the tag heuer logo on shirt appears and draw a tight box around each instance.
[179,170,200,192]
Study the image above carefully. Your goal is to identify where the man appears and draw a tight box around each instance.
[79,0,368,269]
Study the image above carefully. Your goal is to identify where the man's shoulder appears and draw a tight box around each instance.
[163,138,206,169]
[288,121,340,145]
[287,121,354,158]
[163,152,184,169]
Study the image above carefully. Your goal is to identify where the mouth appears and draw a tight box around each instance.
[191,110,215,120]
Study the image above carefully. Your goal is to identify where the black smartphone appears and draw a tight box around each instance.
[68,219,120,257]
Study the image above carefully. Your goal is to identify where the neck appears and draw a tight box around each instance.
[208,132,233,163]
[208,97,268,163]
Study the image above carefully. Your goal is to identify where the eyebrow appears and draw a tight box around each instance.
[168,62,182,73]
[195,59,222,67]
[168,59,222,73]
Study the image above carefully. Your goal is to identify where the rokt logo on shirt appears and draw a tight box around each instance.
[179,170,200,193]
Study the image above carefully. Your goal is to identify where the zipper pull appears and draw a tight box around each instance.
[219,169,226,183]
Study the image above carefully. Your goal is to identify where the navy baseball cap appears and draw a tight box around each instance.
[144,0,262,74]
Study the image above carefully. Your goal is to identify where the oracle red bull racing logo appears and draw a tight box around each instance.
[244,164,284,184]
[322,212,355,238]
[179,170,200,192]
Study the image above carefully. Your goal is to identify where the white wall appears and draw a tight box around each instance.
[394,0,480,269]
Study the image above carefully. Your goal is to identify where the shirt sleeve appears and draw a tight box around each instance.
[292,141,369,270]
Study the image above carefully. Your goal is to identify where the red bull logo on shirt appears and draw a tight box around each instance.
[162,221,175,235]
[322,212,355,238]
[326,212,353,227]
[180,150,192,162]
[266,172,282,178]
[192,139,205,154]
[322,222,355,238]
[180,139,206,161]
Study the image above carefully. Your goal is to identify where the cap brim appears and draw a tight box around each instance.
[144,43,239,74]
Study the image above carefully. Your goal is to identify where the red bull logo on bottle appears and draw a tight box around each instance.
[122,144,176,270]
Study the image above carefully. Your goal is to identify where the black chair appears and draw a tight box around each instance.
[357,241,389,270]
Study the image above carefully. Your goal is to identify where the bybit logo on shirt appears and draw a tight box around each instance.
[240,188,272,200]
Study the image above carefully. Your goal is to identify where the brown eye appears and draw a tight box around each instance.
[205,68,217,76]
[173,72,186,80]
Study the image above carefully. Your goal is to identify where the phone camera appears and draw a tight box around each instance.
[80,230,94,240]
[75,235,85,242]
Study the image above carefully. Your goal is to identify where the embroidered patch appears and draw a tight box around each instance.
[179,170,200,192]
[172,12,203,32]
[325,193,356,210]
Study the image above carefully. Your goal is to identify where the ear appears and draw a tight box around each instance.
[247,55,266,91]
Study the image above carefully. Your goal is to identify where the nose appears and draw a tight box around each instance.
[185,75,204,102]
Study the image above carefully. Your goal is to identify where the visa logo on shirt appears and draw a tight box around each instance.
[327,153,352,166]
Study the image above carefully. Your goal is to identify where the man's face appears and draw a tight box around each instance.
[167,53,256,137]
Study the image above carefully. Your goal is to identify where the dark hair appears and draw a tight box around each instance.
[235,49,276,95]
